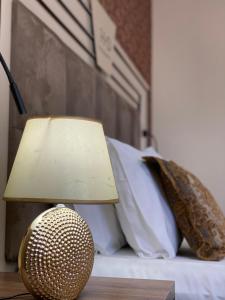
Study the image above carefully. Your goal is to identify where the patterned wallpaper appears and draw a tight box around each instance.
[99,0,151,84]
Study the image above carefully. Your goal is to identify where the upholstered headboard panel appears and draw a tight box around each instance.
[6,2,140,262]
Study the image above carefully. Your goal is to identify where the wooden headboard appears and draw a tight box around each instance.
[5,1,147,262]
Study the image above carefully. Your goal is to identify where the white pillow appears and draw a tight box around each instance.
[57,203,126,255]
[75,204,126,255]
[107,138,181,258]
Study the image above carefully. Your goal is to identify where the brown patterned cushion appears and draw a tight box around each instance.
[143,157,225,261]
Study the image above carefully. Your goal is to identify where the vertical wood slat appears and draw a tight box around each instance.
[95,72,117,138]
[117,101,133,146]
[66,47,96,118]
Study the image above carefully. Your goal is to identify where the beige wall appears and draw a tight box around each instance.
[0,0,4,273]
[152,0,225,214]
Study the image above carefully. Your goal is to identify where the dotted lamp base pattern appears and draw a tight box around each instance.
[19,207,94,300]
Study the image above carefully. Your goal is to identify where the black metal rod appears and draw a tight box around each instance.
[0,52,27,114]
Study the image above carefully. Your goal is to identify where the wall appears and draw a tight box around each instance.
[152,0,225,213]
[0,0,4,272]
[0,0,15,271]
[99,0,151,84]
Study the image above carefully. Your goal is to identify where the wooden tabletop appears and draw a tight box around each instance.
[0,273,175,300]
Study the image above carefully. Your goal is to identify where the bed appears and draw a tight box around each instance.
[5,2,225,300]
[92,243,225,300]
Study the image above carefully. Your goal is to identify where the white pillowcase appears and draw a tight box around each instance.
[74,204,126,255]
[57,203,126,255]
[107,138,181,258]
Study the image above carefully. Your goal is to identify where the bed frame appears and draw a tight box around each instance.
[5,1,150,262]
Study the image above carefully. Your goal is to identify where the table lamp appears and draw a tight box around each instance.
[3,116,118,300]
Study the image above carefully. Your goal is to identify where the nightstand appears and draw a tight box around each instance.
[0,273,175,299]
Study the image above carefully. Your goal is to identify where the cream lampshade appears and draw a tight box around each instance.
[4,116,118,300]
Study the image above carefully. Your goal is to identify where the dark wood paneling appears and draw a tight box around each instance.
[6,1,140,262]
[132,106,141,148]
[117,100,137,146]
[95,73,117,138]
[66,48,96,118]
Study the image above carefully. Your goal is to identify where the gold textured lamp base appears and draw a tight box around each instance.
[18,207,94,300]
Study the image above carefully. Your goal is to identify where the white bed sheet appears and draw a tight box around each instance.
[92,244,225,300]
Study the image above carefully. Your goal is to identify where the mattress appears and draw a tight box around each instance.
[92,244,225,300]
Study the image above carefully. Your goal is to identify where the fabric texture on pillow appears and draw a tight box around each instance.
[107,138,182,258]
[144,157,225,261]
[57,204,126,255]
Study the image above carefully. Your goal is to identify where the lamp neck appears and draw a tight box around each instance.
[0,52,27,114]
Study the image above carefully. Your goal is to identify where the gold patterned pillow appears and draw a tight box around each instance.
[143,157,225,261]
